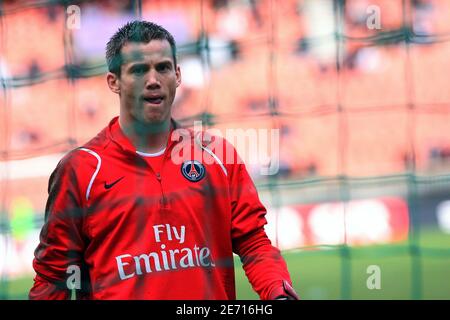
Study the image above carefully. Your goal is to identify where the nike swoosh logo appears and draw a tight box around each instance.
[104,176,124,189]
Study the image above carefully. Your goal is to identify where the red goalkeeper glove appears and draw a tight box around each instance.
[270,280,299,300]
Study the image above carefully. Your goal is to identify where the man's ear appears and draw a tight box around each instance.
[175,65,181,88]
[107,72,120,94]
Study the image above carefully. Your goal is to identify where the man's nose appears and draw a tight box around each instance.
[146,69,160,89]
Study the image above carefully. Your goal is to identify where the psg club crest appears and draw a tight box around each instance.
[181,160,206,182]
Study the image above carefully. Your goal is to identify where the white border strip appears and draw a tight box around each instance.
[137,148,166,157]
[194,132,228,176]
[201,146,228,177]
[79,148,101,201]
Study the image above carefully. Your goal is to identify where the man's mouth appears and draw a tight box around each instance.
[142,95,164,105]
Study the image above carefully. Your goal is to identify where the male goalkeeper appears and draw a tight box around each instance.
[29,20,298,300]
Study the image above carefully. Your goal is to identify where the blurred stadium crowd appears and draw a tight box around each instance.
[1,0,450,176]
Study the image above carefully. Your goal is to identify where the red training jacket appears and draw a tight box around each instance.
[29,117,295,300]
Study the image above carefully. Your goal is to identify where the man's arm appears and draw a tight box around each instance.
[229,160,299,300]
[29,152,87,300]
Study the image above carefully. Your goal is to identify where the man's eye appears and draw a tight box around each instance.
[157,64,171,72]
[132,67,146,75]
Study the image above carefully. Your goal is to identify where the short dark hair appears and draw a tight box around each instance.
[106,20,177,76]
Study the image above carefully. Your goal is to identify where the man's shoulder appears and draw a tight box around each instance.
[56,147,99,173]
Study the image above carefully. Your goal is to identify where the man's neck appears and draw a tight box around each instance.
[119,117,172,154]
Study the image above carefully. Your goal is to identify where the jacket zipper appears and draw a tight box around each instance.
[156,144,173,209]
[155,172,167,209]
[135,150,168,209]
[136,129,179,209]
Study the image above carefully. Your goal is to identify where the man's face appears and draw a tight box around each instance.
[111,40,181,125]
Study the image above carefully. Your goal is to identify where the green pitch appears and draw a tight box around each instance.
[236,227,450,300]
[2,228,450,300]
